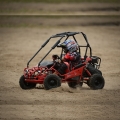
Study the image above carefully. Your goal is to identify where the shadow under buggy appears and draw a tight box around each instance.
[19,32,105,90]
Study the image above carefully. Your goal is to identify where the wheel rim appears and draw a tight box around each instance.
[48,79,57,87]
[25,82,31,86]
[94,77,103,87]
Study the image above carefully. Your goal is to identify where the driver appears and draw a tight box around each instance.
[52,39,81,75]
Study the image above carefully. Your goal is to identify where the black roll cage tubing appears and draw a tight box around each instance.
[27,32,92,68]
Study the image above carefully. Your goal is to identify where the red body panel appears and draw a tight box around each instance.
[23,57,92,84]
[64,66,84,80]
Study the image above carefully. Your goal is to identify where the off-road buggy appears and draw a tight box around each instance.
[19,32,105,90]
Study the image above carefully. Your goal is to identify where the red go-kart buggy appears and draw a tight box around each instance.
[19,32,105,90]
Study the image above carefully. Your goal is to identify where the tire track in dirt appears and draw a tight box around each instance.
[0,27,120,120]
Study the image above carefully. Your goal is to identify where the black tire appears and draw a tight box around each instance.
[67,76,83,88]
[19,75,36,89]
[44,74,61,90]
[87,64,102,75]
[89,74,105,90]
[86,80,90,87]
[68,81,83,88]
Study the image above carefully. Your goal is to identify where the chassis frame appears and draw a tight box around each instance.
[19,32,104,90]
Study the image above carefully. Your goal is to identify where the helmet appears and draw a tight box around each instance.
[58,39,78,53]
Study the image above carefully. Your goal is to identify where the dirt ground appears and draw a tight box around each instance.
[0,1,120,120]
[0,25,120,120]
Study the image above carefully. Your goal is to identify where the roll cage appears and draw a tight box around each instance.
[27,32,92,68]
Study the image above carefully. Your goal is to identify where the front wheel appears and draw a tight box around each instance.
[19,75,36,89]
[89,74,105,90]
[44,74,61,90]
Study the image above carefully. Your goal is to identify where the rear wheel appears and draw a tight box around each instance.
[67,76,83,88]
[19,75,36,89]
[87,64,102,75]
[44,74,61,90]
[89,74,105,90]
[84,64,102,87]
[68,81,83,88]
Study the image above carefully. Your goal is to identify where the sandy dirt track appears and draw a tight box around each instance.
[0,26,120,120]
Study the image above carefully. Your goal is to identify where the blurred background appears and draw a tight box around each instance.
[0,0,120,27]
[0,1,120,120]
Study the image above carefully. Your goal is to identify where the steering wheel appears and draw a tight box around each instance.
[52,54,63,62]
